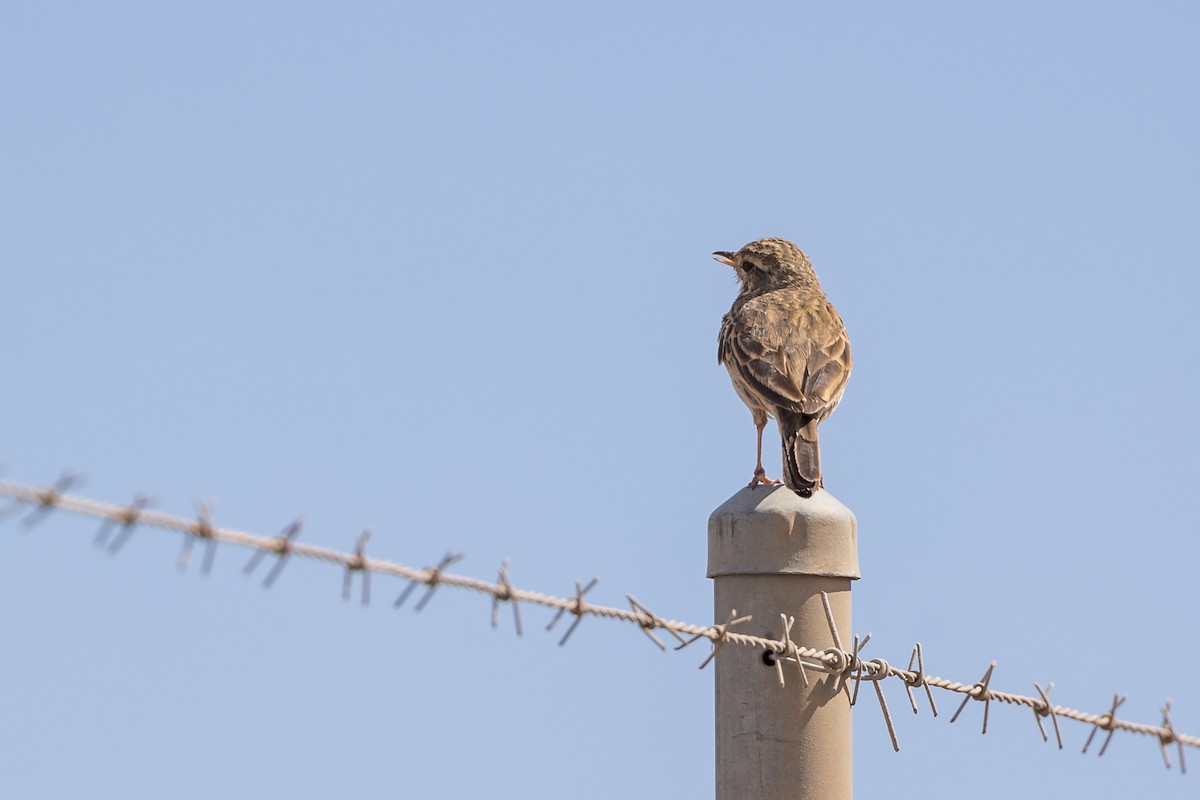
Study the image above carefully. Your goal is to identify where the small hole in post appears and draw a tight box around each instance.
[762,650,777,667]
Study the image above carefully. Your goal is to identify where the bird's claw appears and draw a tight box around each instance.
[747,469,782,490]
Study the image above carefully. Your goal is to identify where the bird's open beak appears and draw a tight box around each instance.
[712,251,736,268]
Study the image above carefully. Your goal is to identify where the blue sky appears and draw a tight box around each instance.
[2,3,1198,797]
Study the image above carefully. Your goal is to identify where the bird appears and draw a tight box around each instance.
[714,238,852,498]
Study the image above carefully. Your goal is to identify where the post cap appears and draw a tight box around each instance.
[708,485,860,579]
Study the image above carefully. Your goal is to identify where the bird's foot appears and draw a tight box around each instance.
[747,469,782,490]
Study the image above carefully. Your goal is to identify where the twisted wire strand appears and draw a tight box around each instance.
[1,476,1194,754]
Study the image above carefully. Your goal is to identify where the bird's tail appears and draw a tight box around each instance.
[777,410,821,498]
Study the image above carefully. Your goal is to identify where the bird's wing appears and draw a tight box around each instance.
[797,302,852,416]
[718,313,734,365]
[724,298,851,419]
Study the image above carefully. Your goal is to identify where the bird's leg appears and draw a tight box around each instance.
[748,413,782,489]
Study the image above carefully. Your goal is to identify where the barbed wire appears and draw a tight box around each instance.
[0,473,1193,771]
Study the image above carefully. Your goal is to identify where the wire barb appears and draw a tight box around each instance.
[849,634,871,707]
[819,590,844,652]
[1082,693,1127,757]
[394,551,464,611]
[95,493,154,554]
[867,658,900,752]
[688,609,752,670]
[342,529,372,605]
[626,595,685,652]
[243,519,303,588]
[818,591,854,701]
[1160,700,1186,774]
[5,472,82,529]
[178,501,218,574]
[546,577,599,646]
[903,642,937,717]
[1033,682,1064,749]
[491,559,523,636]
[771,613,808,688]
[950,661,997,734]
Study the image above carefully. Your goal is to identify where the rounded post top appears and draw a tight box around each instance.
[708,485,860,579]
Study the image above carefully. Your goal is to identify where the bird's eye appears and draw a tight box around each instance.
[741,260,756,271]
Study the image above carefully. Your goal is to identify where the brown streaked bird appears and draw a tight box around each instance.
[715,238,852,498]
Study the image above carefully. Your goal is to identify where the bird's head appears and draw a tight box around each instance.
[713,237,816,293]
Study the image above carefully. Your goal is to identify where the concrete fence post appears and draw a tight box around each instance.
[708,484,861,800]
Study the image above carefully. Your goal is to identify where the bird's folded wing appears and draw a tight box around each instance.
[722,303,851,418]
[799,322,851,417]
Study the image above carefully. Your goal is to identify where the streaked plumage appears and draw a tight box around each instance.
[714,238,851,497]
